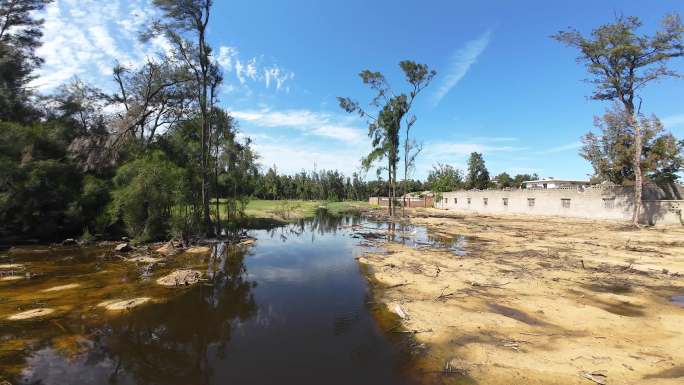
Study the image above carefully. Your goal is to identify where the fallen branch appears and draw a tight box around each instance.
[471,281,510,288]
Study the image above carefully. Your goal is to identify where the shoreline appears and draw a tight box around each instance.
[357,208,684,384]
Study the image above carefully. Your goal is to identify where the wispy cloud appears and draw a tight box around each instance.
[533,141,582,155]
[217,46,294,91]
[31,0,167,91]
[231,108,364,143]
[432,29,492,105]
[31,2,293,94]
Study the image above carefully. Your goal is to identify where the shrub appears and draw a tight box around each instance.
[109,151,185,242]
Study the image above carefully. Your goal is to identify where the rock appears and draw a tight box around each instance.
[186,246,210,254]
[114,243,132,252]
[98,297,152,311]
[62,238,77,246]
[444,358,469,375]
[156,269,203,286]
[42,283,80,292]
[7,308,55,320]
[0,263,23,269]
[238,239,256,247]
[392,303,409,319]
[155,241,177,255]
[127,256,162,264]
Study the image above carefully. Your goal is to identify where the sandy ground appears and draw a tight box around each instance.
[359,208,684,385]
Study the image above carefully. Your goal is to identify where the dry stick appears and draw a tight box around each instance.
[386,283,409,289]
[471,281,511,288]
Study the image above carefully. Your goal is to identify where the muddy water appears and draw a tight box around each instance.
[0,212,448,385]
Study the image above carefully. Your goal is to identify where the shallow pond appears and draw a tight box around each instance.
[0,211,463,385]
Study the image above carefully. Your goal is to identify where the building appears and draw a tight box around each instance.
[522,179,590,189]
[435,184,682,226]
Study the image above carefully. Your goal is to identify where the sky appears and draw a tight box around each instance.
[32,0,684,180]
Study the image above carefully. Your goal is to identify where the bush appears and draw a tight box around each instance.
[109,151,185,242]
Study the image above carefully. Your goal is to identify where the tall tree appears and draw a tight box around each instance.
[111,58,193,148]
[553,13,684,226]
[426,163,463,193]
[582,104,684,189]
[338,60,435,216]
[0,0,51,122]
[466,152,489,190]
[148,0,219,235]
[494,172,513,189]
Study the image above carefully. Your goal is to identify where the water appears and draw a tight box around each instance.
[0,212,440,385]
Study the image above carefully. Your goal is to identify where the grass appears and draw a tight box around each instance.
[241,200,372,222]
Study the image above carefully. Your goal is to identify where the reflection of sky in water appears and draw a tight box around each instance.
[12,212,428,385]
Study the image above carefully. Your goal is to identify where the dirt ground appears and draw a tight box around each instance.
[359,208,684,385]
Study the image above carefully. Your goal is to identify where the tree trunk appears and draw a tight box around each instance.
[387,159,392,216]
[632,115,643,227]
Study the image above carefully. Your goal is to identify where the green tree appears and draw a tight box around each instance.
[426,163,463,193]
[494,172,513,189]
[582,104,684,188]
[554,13,684,226]
[466,152,489,190]
[512,173,538,188]
[109,151,185,242]
[0,0,51,122]
[338,60,435,216]
[148,0,221,235]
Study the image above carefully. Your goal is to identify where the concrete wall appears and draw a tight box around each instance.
[434,186,683,226]
[369,196,434,208]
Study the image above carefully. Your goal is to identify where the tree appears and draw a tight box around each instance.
[148,0,221,235]
[426,163,463,193]
[553,13,684,226]
[338,60,435,216]
[0,0,51,122]
[111,58,193,148]
[582,104,684,188]
[466,152,490,190]
[513,173,538,188]
[494,172,513,189]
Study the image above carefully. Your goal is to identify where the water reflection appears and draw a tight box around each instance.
[18,246,257,385]
[4,211,418,385]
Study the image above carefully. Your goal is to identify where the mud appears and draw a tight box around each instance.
[359,208,684,385]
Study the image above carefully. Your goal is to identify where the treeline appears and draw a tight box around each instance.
[0,0,260,242]
[426,153,539,193]
[251,167,425,201]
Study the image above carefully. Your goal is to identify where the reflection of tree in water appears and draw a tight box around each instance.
[268,210,363,242]
[95,244,257,385]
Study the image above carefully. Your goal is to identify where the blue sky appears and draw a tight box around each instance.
[34,0,684,180]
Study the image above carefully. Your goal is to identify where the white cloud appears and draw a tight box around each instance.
[232,108,364,143]
[217,46,238,71]
[217,45,294,91]
[32,2,292,96]
[433,29,492,105]
[31,0,163,91]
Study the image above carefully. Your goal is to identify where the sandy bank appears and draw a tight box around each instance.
[360,209,684,385]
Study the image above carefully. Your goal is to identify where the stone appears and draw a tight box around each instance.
[155,241,177,255]
[98,297,152,311]
[114,243,132,252]
[8,308,55,320]
[186,246,210,254]
[62,238,77,246]
[156,269,202,286]
[42,283,80,292]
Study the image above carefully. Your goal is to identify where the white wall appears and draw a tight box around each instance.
[435,187,682,225]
